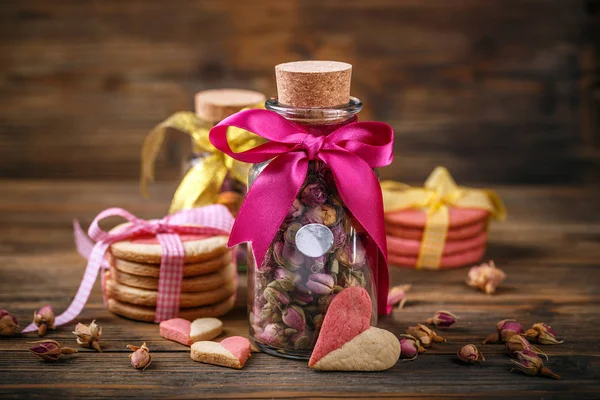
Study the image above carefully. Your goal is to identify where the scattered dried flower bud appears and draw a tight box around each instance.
[282,305,306,331]
[426,310,458,328]
[457,344,485,364]
[73,320,103,352]
[0,309,19,336]
[483,319,524,344]
[33,305,55,336]
[466,260,506,295]
[406,324,445,348]
[505,335,547,360]
[510,350,561,380]
[386,285,411,313]
[305,273,335,295]
[524,323,564,345]
[128,342,151,371]
[398,334,425,360]
[29,340,78,362]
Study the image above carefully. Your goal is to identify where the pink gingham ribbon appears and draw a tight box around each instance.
[22,205,234,332]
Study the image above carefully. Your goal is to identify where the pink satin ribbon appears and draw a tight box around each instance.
[22,205,234,332]
[209,109,394,314]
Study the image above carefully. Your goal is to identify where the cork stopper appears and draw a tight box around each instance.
[194,89,266,122]
[275,61,352,107]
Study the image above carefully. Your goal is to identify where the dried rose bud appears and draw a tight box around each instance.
[426,310,458,328]
[524,323,564,345]
[264,287,291,306]
[483,319,524,344]
[406,324,445,348]
[304,205,338,226]
[281,243,305,270]
[505,335,547,360]
[33,305,55,336]
[510,350,561,380]
[305,273,335,295]
[386,285,412,313]
[0,309,19,336]
[274,268,301,291]
[283,222,302,246]
[398,334,425,360]
[466,260,506,295]
[292,332,310,349]
[308,255,326,274]
[285,199,305,221]
[282,305,306,331]
[257,323,284,347]
[457,344,485,364]
[127,342,151,371]
[292,291,313,305]
[337,242,366,266]
[73,320,102,352]
[331,224,347,249]
[29,340,77,362]
[300,182,327,206]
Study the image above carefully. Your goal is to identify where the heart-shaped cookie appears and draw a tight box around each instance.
[309,286,400,371]
[309,286,372,367]
[190,336,251,369]
[160,317,223,346]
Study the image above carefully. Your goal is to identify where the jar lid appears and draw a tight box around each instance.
[194,89,266,122]
[275,61,352,108]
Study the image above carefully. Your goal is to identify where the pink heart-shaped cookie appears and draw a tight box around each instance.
[308,286,372,367]
[160,318,191,346]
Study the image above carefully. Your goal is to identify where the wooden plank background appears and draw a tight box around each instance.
[0,0,598,184]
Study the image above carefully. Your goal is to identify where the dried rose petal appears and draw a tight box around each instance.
[466,260,506,295]
[457,344,485,364]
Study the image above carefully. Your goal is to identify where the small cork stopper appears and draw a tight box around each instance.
[275,61,352,107]
[194,89,266,122]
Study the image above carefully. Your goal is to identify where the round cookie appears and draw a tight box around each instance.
[388,245,486,269]
[109,223,229,264]
[384,208,489,229]
[110,262,236,293]
[105,278,237,308]
[386,231,488,256]
[107,295,235,322]
[110,250,232,278]
[385,220,486,241]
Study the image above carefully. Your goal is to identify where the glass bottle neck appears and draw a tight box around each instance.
[265,97,362,135]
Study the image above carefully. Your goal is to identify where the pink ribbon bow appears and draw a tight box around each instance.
[209,108,394,314]
[22,205,234,332]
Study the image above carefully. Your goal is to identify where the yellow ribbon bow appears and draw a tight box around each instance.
[140,108,265,214]
[381,166,506,269]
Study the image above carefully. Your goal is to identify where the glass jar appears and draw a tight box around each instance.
[247,97,378,359]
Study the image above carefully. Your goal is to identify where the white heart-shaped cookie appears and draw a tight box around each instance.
[310,327,400,371]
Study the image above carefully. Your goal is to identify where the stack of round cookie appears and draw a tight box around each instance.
[385,208,490,269]
[104,230,237,322]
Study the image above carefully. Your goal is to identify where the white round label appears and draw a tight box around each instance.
[294,223,334,258]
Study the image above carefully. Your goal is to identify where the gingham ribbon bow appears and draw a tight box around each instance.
[22,205,234,332]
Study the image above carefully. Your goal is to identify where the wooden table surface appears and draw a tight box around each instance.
[1,180,599,399]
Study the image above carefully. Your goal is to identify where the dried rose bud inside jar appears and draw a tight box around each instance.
[247,61,378,359]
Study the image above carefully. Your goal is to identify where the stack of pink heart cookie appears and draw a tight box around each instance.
[385,207,490,269]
